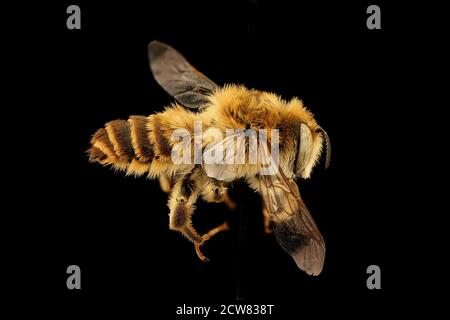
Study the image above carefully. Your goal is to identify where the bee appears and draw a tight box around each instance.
[88,41,331,275]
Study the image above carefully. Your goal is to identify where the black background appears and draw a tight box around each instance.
[8,0,441,317]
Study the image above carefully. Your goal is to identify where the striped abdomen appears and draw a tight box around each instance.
[88,116,155,176]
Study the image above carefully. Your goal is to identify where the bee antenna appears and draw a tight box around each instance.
[317,127,331,169]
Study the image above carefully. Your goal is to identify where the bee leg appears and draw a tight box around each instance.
[201,222,230,243]
[193,221,229,262]
[182,224,210,262]
[159,173,173,193]
[168,171,210,262]
[262,203,273,234]
[169,198,210,261]
[194,242,208,262]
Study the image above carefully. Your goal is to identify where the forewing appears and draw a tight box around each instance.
[257,142,325,275]
[148,41,218,109]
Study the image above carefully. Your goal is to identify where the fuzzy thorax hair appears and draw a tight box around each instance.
[202,85,324,178]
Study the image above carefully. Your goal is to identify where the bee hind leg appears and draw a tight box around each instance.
[169,198,209,261]
[168,171,222,262]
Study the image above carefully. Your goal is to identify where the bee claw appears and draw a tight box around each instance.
[194,242,209,262]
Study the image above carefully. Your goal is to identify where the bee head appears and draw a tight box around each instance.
[294,124,331,179]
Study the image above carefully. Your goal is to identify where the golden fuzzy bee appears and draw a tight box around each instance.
[88,41,331,275]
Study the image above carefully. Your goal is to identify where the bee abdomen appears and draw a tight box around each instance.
[106,120,135,161]
[88,116,154,176]
[128,116,154,162]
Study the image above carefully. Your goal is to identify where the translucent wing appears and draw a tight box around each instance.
[256,140,326,275]
[148,41,218,109]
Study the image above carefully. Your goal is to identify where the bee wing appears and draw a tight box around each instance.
[148,41,218,109]
[256,142,325,275]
